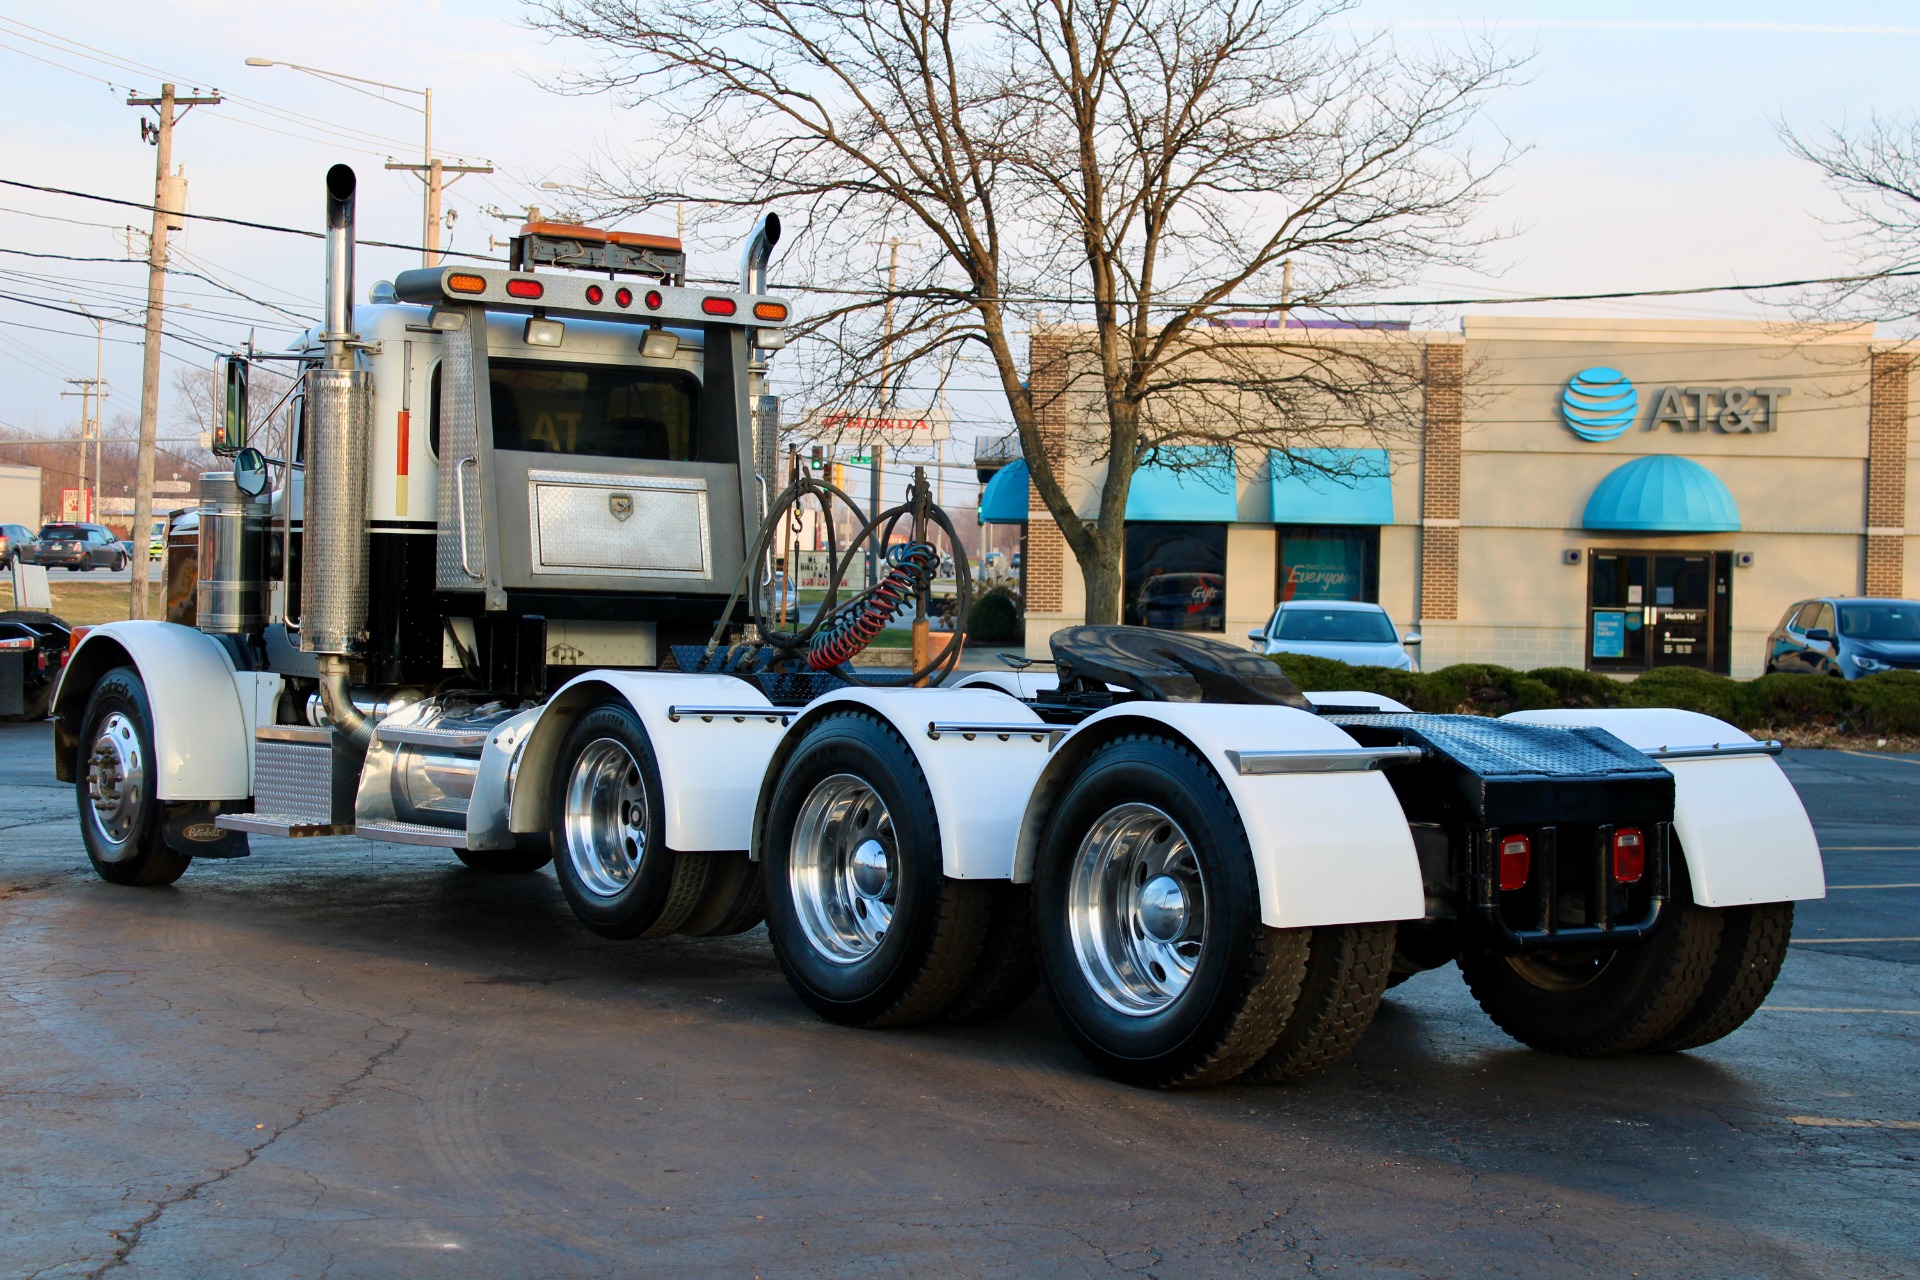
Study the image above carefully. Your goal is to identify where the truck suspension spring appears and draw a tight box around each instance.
[806,542,938,670]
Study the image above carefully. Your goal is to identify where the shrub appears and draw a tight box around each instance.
[1526,666,1624,708]
[1749,672,1853,730]
[1847,670,1920,735]
[965,587,1023,644]
[1616,667,1753,723]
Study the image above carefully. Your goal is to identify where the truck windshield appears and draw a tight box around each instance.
[488,359,699,461]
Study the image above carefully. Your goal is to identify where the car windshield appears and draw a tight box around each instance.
[1838,603,1920,640]
[1272,608,1398,643]
[38,524,82,539]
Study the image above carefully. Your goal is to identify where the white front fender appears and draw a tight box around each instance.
[1504,708,1825,907]
[1017,703,1425,930]
[52,621,272,801]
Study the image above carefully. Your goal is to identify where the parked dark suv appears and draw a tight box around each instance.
[29,522,128,572]
[1763,597,1920,678]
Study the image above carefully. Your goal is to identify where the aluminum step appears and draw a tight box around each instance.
[376,723,490,751]
[353,819,470,849]
[215,813,354,839]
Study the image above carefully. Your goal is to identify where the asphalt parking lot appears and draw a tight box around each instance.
[1,722,1915,1278]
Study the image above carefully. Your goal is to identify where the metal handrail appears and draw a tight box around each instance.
[925,721,1065,742]
[455,456,480,580]
[666,704,797,723]
[1226,746,1427,776]
[1642,740,1784,761]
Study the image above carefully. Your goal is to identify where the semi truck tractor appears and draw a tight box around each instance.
[49,165,1826,1088]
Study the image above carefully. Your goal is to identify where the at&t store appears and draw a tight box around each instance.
[984,316,1917,676]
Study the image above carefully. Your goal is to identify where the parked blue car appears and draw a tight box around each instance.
[1763,597,1920,678]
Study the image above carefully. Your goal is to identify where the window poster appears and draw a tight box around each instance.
[1592,611,1627,659]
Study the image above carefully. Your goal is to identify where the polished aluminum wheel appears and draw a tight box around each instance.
[562,738,649,898]
[85,710,145,851]
[788,772,896,964]
[1068,802,1208,1016]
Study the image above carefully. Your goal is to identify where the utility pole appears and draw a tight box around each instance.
[865,238,912,587]
[126,83,219,618]
[386,89,493,267]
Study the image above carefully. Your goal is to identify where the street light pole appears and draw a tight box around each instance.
[246,59,491,267]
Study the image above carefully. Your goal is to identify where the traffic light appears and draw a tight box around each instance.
[810,445,825,471]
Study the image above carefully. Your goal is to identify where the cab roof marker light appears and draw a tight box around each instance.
[752,301,788,322]
[702,296,738,316]
[504,277,544,300]
[446,272,487,294]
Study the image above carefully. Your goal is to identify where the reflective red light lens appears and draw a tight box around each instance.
[702,296,738,316]
[505,278,544,299]
[585,284,604,304]
[1612,828,1646,884]
[1498,834,1531,892]
[645,290,663,310]
[615,287,634,308]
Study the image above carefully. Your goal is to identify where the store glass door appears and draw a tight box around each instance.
[1587,551,1731,674]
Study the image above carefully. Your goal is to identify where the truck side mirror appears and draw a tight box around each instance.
[232,447,269,498]
[216,356,249,454]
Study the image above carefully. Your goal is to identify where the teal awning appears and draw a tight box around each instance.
[1582,455,1740,532]
[1268,448,1393,526]
[977,459,1029,524]
[1126,446,1239,521]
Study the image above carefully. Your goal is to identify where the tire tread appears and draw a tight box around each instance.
[1238,922,1395,1084]
[1647,902,1794,1052]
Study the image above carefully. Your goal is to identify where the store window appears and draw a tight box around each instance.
[1276,525,1379,602]
[1123,522,1226,631]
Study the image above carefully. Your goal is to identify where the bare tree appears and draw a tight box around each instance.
[535,0,1518,622]
[1783,112,1920,324]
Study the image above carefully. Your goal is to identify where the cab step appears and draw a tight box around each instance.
[353,819,470,849]
[215,812,354,839]
[375,723,490,752]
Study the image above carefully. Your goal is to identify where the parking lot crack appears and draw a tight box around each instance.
[83,1020,411,1278]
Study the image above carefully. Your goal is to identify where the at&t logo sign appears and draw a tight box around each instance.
[1561,367,1788,441]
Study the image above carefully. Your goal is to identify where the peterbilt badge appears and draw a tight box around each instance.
[610,493,634,521]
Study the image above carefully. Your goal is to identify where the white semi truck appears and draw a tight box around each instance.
[50,166,1825,1088]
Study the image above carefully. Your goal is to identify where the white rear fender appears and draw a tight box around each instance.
[508,671,788,851]
[1015,703,1424,930]
[1504,708,1825,907]
[752,687,1054,879]
[51,621,274,801]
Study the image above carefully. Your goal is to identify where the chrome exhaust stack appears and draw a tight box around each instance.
[300,165,373,748]
[739,212,781,296]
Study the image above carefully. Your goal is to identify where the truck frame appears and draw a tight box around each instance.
[50,166,1826,1088]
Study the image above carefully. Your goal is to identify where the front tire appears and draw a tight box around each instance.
[1033,735,1309,1088]
[760,711,989,1028]
[76,666,190,887]
[548,701,707,938]
[1459,880,1721,1057]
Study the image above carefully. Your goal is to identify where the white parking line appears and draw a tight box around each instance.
[1790,937,1920,944]
[1837,750,1920,765]
[1827,883,1920,890]
[1788,1116,1920,1130]
[1763,1006,1920,1015]
[1821,846,1920,852]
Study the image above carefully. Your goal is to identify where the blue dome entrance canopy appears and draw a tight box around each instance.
[977,458,1029,524]
[1582,455,1740,532]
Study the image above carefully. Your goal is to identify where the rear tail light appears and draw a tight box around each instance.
[504,277,544,299]
[701,296,738,316]
[585,284,604,305]
[1498,834,1531,891]
[615,287,634,308]
[446,273,487,294]
[644,290,662,309]
[1612,828,1645,884]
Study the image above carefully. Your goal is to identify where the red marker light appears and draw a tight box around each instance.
[615,287,633,308]
[645,290,663,310]
[585,284,604,305]
[1612,828,1646,884]
[702,296,737,316]
[1497,834,1531,892]
[505,278,544,299]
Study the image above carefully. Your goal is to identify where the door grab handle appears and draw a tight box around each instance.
[456,456,481,580]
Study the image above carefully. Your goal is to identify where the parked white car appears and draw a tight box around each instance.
[1250,600,1422,671]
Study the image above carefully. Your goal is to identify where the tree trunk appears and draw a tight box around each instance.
[1081,528,1126,625]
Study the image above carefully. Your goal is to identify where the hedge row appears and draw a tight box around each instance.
[1266,652,1920,736]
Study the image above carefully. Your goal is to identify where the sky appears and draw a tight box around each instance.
[1,0,1918,505]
